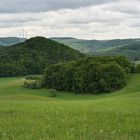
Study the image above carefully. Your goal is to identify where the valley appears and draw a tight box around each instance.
[0,0,140,139]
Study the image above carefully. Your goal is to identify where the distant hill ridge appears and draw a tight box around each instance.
[0,37,25,46]
[1,36,140,61]
[51,37,140,60]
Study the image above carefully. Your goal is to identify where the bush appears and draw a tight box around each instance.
[25,75,42,80]
[48,89,58,97]
[136,64,140,73]
[23,80,42,89]
[130,63,136,73]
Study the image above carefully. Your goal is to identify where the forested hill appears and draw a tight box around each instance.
[0,37,25,46]
[0,37,85,77]
[51,37,140,54]
[100,44,140,61]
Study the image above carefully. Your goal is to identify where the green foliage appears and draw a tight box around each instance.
[48,89,58,97]
[0,37,85,77]
[0,63,26,77]
[99,63,127,92]
[23,80,42,89]
[102,44,140,61]
[136,64,140,73]
[43,56,130,93]
[25,75,42,80]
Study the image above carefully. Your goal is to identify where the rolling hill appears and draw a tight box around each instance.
[0,37,85,76]
[51,37,140,60]
[101,44,140,61]
[0,37,25,46]
[1,36,140,61]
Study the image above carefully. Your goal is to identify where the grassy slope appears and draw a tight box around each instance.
[101,44,140,60]
[134,61,140,65]
[0,75,140,140]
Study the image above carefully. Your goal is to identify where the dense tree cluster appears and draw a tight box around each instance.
[42,56,131,93]
[0,37,85,77]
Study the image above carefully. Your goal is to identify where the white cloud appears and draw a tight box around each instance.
[0,0,116,13]
[0,0,140,39]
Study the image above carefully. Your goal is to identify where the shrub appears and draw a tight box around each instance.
[25,75,42,80]
[23,80,42,89]
[136,64,140,73]
[48,89,58,97]
[130,63,136,73]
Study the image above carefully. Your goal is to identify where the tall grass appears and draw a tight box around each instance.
[0,74,140,140]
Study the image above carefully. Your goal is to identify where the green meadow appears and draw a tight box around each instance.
[135,60,140,65]
[0,74,140,140]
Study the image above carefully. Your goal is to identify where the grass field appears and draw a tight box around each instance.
[134,60,140,65]
[0,74,140,140]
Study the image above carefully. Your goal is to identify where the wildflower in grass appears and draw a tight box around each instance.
[100,129,104,133]
[3,133,7,136]
[70,128,75,132]
[111,131,116,134]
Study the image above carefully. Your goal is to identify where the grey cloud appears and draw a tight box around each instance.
[70,18,114,24]
[69,12,122,26]
[107,1,140,15]
[113,6,140,15]
[0,14,39,28]
[0,0,116,13]
[128,19,140,28]
[130,23,140,28]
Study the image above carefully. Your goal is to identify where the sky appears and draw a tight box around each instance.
[0,0,140,39]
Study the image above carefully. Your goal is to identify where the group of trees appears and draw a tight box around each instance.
[0,63,26,77]
[42,56,131,93]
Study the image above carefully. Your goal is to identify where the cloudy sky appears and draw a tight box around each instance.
[0,0,140,39]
